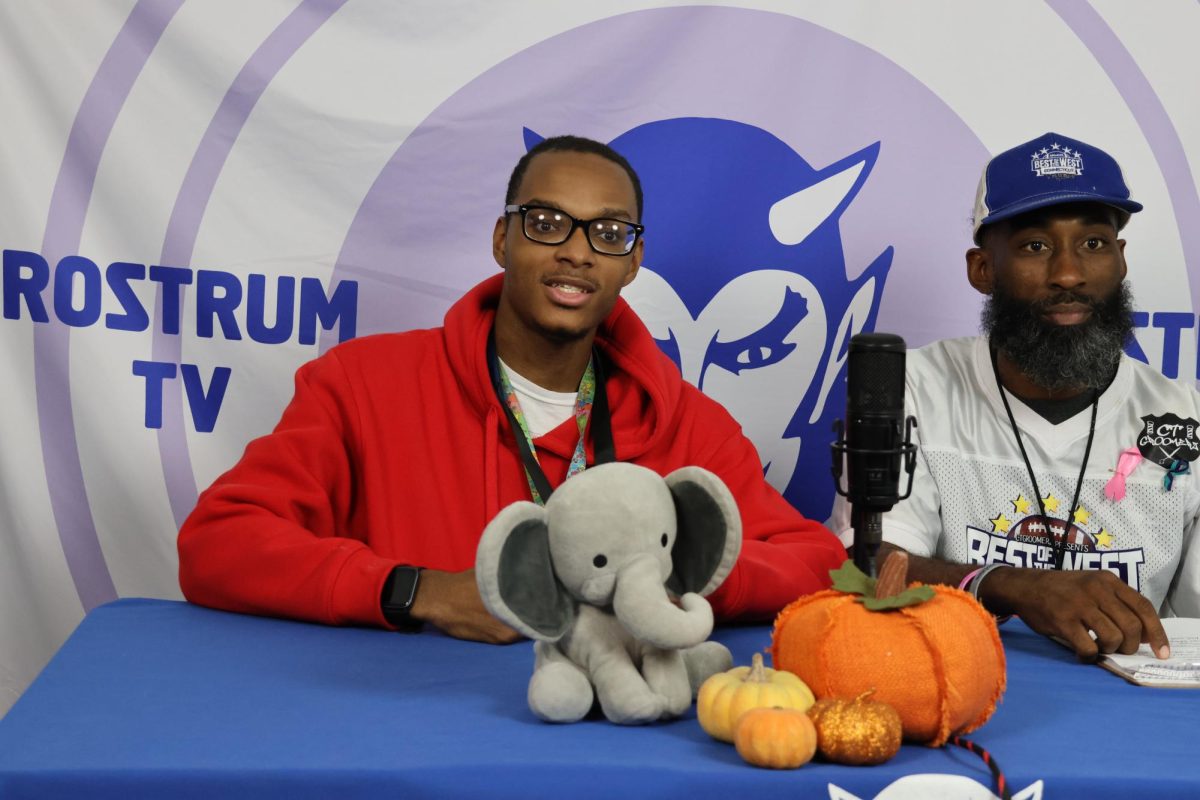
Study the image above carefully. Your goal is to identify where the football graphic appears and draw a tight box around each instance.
[1008,515,1096,552]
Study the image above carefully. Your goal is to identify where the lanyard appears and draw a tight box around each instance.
[486,333,615,505]
[990,348,1098,570]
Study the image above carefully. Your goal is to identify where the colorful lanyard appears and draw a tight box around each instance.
[486,333,615,505]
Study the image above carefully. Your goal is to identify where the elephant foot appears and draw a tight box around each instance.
[658,682,691,719]
[682,641,733,697]
[528,661,594,723]
[641,648,691,718]
[597,690,665,725]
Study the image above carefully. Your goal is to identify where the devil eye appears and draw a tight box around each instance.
[736,345,775,367]
[661,533,669,548]
[706,287,807,377]
[593,554,607,568]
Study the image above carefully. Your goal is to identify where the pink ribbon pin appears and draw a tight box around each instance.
[1104,446,1143,502]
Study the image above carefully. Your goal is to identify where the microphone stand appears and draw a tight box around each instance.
[831,416,919,578]
[850,506,883,578]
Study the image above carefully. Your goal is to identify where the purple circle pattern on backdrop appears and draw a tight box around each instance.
[37,0,184,612]
[330,7,988,345]
[327,6,990,525]
[37,0,343,610]
[30,2,1200,615]
[152,0,349,531]
[45,5,998,611]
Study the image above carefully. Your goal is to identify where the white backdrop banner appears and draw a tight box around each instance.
[1,0,1197,715]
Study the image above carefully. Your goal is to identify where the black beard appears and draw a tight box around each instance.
[982,281,1135,393]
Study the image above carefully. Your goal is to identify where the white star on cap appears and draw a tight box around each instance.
[1051,143,1061,150]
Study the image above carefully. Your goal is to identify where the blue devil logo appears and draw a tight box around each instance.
[528,119,892,521]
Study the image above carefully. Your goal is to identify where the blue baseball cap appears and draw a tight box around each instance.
[972,132,1142,242]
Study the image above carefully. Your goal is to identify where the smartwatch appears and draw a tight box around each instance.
[381,565,424,632]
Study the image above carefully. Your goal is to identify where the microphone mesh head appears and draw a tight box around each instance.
[847,333,906,414]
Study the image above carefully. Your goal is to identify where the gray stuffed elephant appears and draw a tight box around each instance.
[475,462,742,725]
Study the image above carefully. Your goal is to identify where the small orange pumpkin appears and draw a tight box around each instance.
[808,691,902,765]
[772,554,1005,747]
[734,707,817,769]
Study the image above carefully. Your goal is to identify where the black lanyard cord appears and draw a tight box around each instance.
[990,347,1098,571]
[486,332,616,503]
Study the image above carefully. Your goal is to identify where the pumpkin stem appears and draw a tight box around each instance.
[854,690,876,703]
[874,551,909,599]
[747,652,769,682]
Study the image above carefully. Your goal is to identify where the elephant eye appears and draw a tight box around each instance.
[593,554,607,568]
[661,533,669,548]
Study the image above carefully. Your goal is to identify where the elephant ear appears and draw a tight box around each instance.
[475,501,575,641]
[664,467,743,597]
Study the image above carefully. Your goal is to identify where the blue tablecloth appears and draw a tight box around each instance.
[0,598,1197,798]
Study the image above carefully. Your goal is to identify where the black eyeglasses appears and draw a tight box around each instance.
[504,204,644,256]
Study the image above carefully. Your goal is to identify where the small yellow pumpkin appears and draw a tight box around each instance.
[697,652,815,743]
[734,707,818,769]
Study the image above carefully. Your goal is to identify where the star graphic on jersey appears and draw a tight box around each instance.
[1096,528,1114,549]
[1042,494,1060,513]
[1012,494,1032,515]
[990,513,1012,533]
[1072,506,1090,526]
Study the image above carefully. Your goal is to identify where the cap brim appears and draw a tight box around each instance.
[979,191,1143,230]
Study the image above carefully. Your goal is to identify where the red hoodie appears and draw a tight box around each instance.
[178,274,845,627]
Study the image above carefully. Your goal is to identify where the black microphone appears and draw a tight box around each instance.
[831,332,918,577]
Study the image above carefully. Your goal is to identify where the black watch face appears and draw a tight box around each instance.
[386,566,421,612]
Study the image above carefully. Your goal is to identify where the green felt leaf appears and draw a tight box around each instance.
[858,585,936,611]
[829,559,875,597]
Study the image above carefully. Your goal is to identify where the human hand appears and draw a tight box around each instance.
[981,567,1170,661]
[410,568,524,645]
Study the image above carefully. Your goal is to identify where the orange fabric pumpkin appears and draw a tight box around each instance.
[771,558,1005,747]
[734,707,817,769]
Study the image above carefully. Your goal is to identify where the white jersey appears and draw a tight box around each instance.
[832,336,1200,616]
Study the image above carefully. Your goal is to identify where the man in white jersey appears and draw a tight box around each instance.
[848,132,1200,660]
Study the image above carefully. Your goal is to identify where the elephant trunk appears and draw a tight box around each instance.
[612,554,714,649]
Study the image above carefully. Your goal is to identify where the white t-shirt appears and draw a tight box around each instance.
[831,336,1200,616]
[498,358,577,438]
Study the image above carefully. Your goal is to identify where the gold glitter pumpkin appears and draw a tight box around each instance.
[697,652,815,743]
[734,707,818,769]
[808,691,902,765]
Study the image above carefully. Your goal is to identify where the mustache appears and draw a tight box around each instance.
[1030,291,1103,312]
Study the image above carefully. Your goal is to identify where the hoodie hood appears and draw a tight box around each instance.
[443,273,684,461]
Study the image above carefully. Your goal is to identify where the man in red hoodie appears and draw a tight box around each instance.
[178,135,846,641]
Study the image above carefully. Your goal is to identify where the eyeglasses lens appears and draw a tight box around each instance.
[521,206,636,255]
[588,220,637,255]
